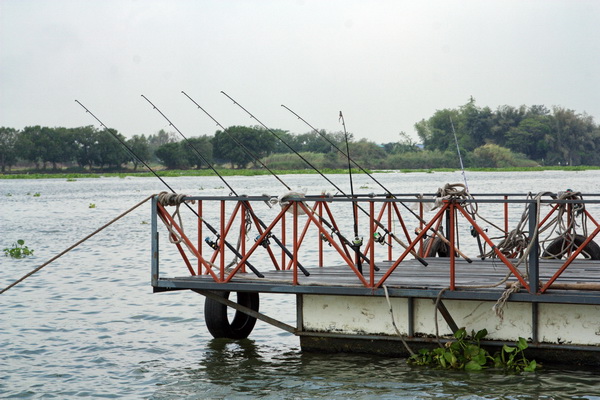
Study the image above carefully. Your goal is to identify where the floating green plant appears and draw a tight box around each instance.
[89,203,96,208]
[33,192,41,197]
[408,328,538,372]
[3,240,35,259]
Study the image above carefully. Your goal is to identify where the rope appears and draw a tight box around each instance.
[1,194,155,295]
[383,285,415,355]
[432,183,470,210]
[157,191,194,245]
[269,190,308,215]
[492,281,521,320]
[225,209,253,271]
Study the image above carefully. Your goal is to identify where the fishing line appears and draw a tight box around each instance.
[339,111,363,272]
[450,116,483,257]
[141,95,310,276]
[222,91,428,267]
[281,105,472,264]
[450,117,469,191]
[75,99,264,278]
[181,91,291,191]
[181,90,370,264]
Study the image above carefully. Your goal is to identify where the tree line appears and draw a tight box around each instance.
[1,99,598,173]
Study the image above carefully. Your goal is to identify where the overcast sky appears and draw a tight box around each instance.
[1,0,599,144]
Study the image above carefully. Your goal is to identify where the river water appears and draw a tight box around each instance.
[2,170,600,399]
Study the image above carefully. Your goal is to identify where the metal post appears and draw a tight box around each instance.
[151,195,159,286]
[528,201,539,293]
[198,200,202,275]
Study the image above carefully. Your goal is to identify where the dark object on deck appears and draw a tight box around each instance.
[424,237,449,257]
[543,234,600,260]
[204,291,260,339]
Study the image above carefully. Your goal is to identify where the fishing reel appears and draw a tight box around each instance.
[351,236,363,249]
[255,234,271,248]
[373,231,390,246]
[320,233,332,247]
[204,236,219,250]
[470,225,487,238]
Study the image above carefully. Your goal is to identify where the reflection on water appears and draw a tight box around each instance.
[155,338,600,400]
[3,172,600,399]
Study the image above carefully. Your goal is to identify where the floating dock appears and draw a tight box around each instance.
[150,189,600,365]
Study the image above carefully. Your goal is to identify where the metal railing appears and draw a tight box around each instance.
[151,192,600,294]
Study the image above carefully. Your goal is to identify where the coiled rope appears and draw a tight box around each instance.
[157,191,194,245]
[1,194,155,295]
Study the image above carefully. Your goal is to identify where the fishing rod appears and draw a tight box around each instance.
[339,111,364,273]
[74,99,265,278]
[450,117,484,258]
[282,105,473,264]
[282,104,392,196]
[141,95,310,277]
[450,117,469,191]
[180,90,373,266]
[181,91,290,191]
[221,91,428,267]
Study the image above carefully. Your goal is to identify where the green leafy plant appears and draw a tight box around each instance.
[33,192,41,197]
[408,328,538,372]
[89,203,96,208]
[3,240,35,258]
[495,337,537,372]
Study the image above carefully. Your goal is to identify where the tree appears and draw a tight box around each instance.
[459,99,493,151]
[551,107,597,166]
[0,127,18,172]
[92,129,129,169]
[16,126,44,169]
[383,132,420,154]
[148,129,178,161]
[348,139,387,168]
[415,109,458,152]
[126,135,150,170]
[155,142,189,169]
[73,126,100,169]
[41,127,76,169]
[505,115,552,162]
[182,136,213,169]
[213,126,275,168]
[489,105,527,146]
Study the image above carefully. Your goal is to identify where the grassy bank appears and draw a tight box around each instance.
[2,166,600,180]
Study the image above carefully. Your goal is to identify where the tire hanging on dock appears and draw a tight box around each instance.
[203,291,260,339]
[423,237,449,257]
[542,234,600,260]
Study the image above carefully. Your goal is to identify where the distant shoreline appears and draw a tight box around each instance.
[1,166,598,180]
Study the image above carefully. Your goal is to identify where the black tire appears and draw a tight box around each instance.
[542,234,600,260]
[204,291,260,339]
[423,237,449,257]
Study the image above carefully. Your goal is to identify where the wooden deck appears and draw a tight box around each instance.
[155,258,600,304]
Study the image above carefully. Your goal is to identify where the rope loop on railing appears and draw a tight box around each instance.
[157,191,192,207]
[157,191,194,245]
[269,190,308,215]
[432,183,479,218]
